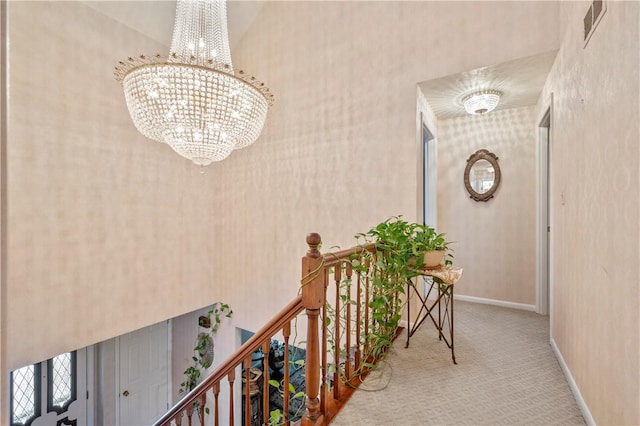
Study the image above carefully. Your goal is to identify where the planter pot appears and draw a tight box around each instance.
[423,250,445,269]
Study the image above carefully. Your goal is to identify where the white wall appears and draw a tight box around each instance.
[438,106,538,305]
[171,304,237,404]
[537,1,639,424]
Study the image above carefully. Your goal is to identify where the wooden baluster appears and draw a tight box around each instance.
[212,382,220,426]
[283,321,291,425]
[243,357,251,426]
[377,255,385,336]
[228,370,235,426]
[364,257,371,356]
[301,233,325,426]
[199,393,206,426]
[355,258,362,372]
[262,340,271,426]
[187,401,193,426]
[172,413,181,426]
[321,269,329,416]
[345,261,353,381]
[333,262,342,400]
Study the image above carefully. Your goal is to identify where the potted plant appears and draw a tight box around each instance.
[364,216,450,270]
[328,217,451,385]
[410,224,450,269]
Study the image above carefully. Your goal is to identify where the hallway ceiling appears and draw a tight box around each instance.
[83,1,266,49]
[418,50,558,120]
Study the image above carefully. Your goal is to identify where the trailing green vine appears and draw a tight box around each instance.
[266,217,452,423]
[179,302,233,415]
[326,216,452,389]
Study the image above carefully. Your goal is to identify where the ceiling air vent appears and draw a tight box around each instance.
[584,0,606,47]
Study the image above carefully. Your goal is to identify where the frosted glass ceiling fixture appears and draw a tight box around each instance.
[114,0,274,166]
[462,90,501,115]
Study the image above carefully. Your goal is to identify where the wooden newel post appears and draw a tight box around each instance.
[301,233,325,426]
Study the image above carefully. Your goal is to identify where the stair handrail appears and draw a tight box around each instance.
[154,295,305,425]
[154,234,382,426]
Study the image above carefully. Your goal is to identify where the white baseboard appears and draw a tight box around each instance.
[453,294,536,312]
[550,338,595,425]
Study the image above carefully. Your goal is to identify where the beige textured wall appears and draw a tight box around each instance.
[0,0,7,420]
[213,0,559,334]
[438,107,537,305]
[537,1,640,424]
[6,1,230,370]
[4,0,559,382]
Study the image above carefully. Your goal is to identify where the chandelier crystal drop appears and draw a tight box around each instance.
[114,0,274,166]
[462,90,501,115]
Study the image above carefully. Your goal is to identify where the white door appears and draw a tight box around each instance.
[117,321,170,425]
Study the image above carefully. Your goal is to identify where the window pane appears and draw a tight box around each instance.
[49,352,74,409]
[11,365,37,425]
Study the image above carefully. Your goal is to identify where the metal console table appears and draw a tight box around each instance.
[405,265,463,364]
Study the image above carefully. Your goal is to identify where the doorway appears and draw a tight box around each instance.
[421,118,436,298]
[537,100,552,316]
[116,320,171,425]
[422,120,436,228]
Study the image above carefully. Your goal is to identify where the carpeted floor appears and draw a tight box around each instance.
[331,301,585,425]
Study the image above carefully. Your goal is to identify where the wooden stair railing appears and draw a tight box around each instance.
[154,295,305,426]
[154,233,394,426]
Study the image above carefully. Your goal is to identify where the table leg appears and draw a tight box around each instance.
[405,278,410,348]
[438,280,442,341]
[451,284,456,364]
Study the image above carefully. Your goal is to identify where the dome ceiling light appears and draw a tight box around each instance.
[114,0,274,166]
[462,90,502,115]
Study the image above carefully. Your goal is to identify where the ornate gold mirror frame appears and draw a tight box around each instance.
[463,149,501,202]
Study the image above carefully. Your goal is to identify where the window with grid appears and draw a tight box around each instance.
[47,352,77,412]
[10,364,41,426]
[10,351,78,425]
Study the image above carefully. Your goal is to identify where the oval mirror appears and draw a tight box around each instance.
[464,149,501,201]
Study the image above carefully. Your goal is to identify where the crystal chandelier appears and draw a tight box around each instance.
[114,0,274,166]
[462,90,501,115]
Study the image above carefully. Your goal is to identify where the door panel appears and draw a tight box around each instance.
[118,321,169,425]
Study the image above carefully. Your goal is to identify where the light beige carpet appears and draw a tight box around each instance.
[331,301,585,425]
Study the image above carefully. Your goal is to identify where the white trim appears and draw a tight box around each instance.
[536,110,550,316]
[422,120,437,229]
[86,345,95,425]
[550,338,595,426]
[536,92,554,317]
[583,0,607,48]
[114,337,120,426]
[166,319,172,410]
[454,294,536,312]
